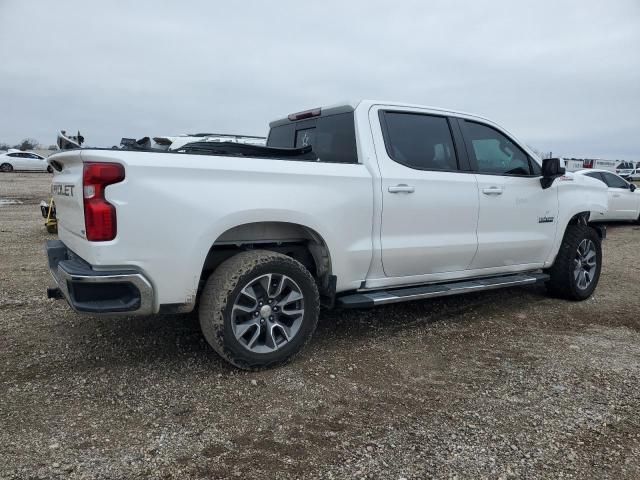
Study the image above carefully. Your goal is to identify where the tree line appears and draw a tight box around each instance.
[0,138,57,151]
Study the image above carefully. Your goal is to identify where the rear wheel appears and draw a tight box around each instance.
[0,163,13,173]
[546,224,602,300]
[47,165,53,173]
[199,250,320,370]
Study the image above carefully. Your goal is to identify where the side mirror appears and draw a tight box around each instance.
[540,158,566,189]
[630,183,637,192]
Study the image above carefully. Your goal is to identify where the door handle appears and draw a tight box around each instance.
[482,186,504,195]
[388,184,415,194]
[613,194,621,198]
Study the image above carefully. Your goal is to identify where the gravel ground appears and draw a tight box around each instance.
[1,173,639,480]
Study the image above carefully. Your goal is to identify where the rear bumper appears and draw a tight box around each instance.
[45,240,154,315]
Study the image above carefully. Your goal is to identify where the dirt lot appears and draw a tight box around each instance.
[1,173,639,480]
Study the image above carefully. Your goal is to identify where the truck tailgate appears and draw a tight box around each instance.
[48,151,86,239]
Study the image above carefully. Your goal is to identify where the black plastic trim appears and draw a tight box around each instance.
[448,116,472,171]
[45,240,153,314]
[158,303,193,314]
[67,281,141,313]
[320,275,338,309]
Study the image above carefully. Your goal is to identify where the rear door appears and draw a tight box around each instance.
[7,152,26,170]
[458,118,558,269]
[373,109,479,277]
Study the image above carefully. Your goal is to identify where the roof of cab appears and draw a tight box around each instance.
[269,99,494,128]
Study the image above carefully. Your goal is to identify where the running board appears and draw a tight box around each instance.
[337,273,549,308]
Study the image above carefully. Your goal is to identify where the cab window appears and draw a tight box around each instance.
[584,171,606,185]
[602,172,629,189]
[379,111,459,171]
[463,120,536,176]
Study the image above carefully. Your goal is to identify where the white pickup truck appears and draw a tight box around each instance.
[46,100,608,369]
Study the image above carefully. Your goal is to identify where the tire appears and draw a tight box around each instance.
[545,224,602,301]
[0,163,13,173]
[47,165,53,173]
[199,250,320,370]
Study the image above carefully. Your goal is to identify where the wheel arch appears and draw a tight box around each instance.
[564,211,606,239]
[545,210,603,267]
[199,221,335,305]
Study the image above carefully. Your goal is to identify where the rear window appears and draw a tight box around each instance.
[267,113,358,163]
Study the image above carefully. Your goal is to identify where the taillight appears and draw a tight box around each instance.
[83,162,125,241]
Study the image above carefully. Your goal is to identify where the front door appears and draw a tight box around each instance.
[374,110,479,277]
[458,119,559,269]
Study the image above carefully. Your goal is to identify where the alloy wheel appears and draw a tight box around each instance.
[573,239,597,290]
[230,273,305,354]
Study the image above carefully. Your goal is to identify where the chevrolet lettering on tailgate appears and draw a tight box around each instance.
[52,184,74,197]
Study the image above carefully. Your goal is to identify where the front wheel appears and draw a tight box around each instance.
[199,250,320,370]
[0,163,13,173]
[545,224,602,300]
[47,165,53,173]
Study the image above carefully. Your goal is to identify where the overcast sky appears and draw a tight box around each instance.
[1,0,638,159]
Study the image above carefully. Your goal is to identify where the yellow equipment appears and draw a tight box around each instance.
[40,198,58,234]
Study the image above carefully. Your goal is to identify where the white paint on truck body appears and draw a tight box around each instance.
[48,100,608,313]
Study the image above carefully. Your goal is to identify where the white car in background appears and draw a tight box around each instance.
[615,161,635,179]
[0,150,52,173]
[576,169,640,223]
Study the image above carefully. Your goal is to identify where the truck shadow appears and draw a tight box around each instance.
[51,285,551,374]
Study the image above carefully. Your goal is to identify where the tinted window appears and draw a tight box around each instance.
[530,158,542,176]
[267,112,357,163]
[380,112,458,170]
[464,121,533,176]
[602,172,629,188]
[7,153,19,158]
[295,128,315,148]
[585,171,606,185]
